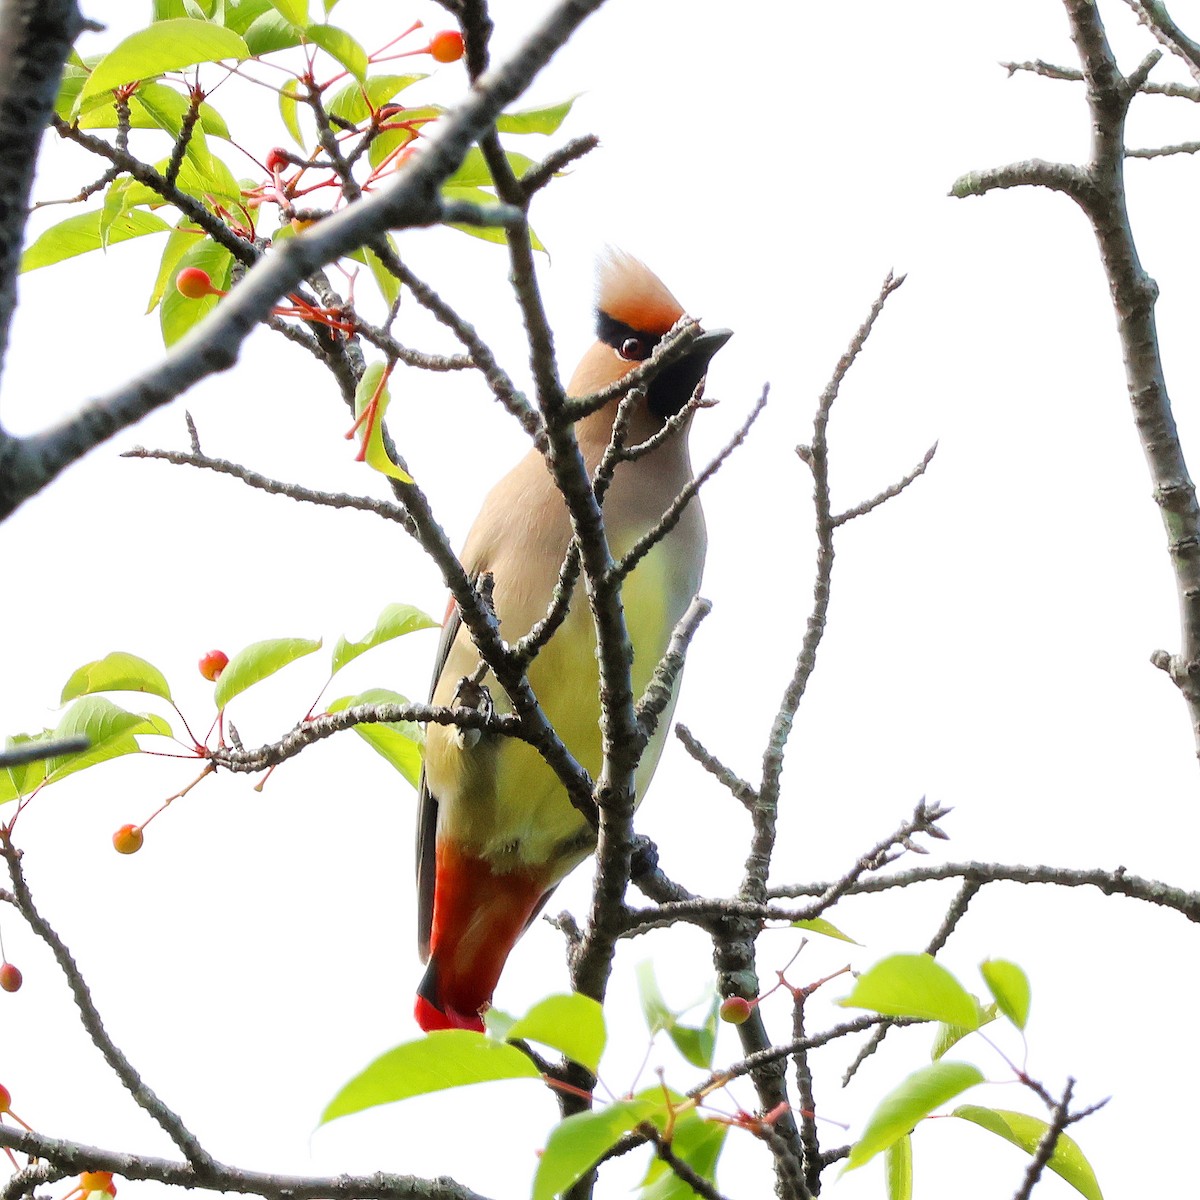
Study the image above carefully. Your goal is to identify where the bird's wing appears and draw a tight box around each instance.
[415,595,463,963]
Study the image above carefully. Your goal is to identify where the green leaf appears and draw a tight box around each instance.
[980,960,1031,1030]
[320,1030,539,1124]
[21,209,170,273]
[61,652,172,704]
[792,915,861,944]
[0,735,53,803]
[278,78,304,146]
[331,603,437,674]
[634,962,717,1069]
[161,147,244,204]
[130,83,230,168]
[223,0,277,36]
[213,636,321,709]
[535,1098,661,1200]
[441,186,543,250]
[0,699,174,802]
[267,0,307,27]
[952,1106,1103,1200]
[327,74,424,124]
[75,83,230,145]
[667,994,718,1071]
[147,222,205,313]
[846,1061,984,1170]
[54,65,88,121]
[243,9,302,54]
[353,362,413,483]
[885,1134,913,1200]
[81,21,250,101]
[100,177,144,249]
[638,1114,726,1200]
[506,994,606,1074]
[445,145,534,188]
[495,96,576,135]
[305,24,367,81]
[48,698,171,786]
[636,959,674,1035]
[362,243,401,310]
[930,1001,997,1061]
[366,125,421,172]
[160,237,233,347]
[327,689,423,788]
[839,954,980,1029]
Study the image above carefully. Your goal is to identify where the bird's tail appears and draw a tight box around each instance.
[414,842,549,1033]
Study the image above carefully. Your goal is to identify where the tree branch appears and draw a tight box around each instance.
[0,0,611,522]
[0,833,215,1170]
[0,1124,492,1200]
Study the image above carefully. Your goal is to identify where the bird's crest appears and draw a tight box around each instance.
[596,249,685,336]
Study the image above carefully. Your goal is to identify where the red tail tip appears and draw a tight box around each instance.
[414,993,485,1033]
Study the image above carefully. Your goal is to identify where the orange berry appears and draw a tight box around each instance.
[0,1084,9,1112]
[112,824,144,855]
[719,996,752,1024]
[80,1172,116,1197]
[0,963,20,993]
[428,30,464,62]
[198,650,229,681]
[176,267,218,300]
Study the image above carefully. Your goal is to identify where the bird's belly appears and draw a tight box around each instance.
[426,540,692,878]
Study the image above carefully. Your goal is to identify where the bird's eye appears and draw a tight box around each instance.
[619,336,649,361]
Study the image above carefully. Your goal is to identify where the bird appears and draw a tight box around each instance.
[414,251,731,1032]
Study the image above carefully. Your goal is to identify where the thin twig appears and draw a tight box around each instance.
[675,724,758,811]
[121,445,418,534]
[0,737,89,768]
[0,1123,492,1200]
[0,834,215,1169]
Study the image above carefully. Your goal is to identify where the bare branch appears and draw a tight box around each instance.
[675,724,758,811]
[0,1123,493,1200]
[770,858,1200,920]
[0,0,89,402]
[0,834,215,1169]
[1011,1079,1073,1200]
[1127,138,1200,157]
[1120,0,1200,83]
[211,701,520,775]
[609,388,767,586]
[0,736,88,768]
[832,442,937,527]
[122,444,417,532]
[956,0,1200,760]
[0,0,612,521]
[842,879,980,1085]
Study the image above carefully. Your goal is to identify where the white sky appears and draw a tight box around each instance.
[3,1,1200,1198]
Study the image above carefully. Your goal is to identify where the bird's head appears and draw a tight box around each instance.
[566,250,732,421]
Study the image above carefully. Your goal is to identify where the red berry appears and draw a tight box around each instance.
[0,963,21,993]
[428,30,464,63]
[265,147,290,174]
[176,267,218,300]
[0,1084,9,1112]
[199,650,229,681]
[719,996,752,1025]
[112,824,144,855]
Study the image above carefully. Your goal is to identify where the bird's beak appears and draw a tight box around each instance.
[647,327,733,420]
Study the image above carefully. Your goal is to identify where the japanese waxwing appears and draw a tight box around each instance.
[415,251,731,1031]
